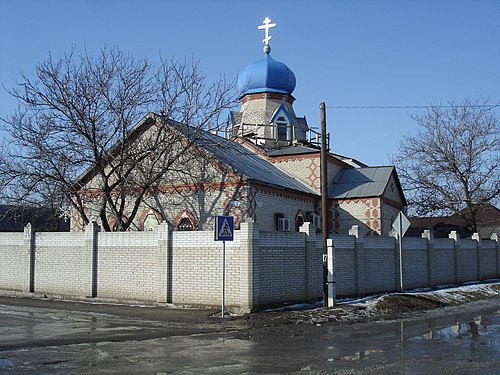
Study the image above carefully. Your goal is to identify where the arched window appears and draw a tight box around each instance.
[295,210,305,232]
[143,213,159,231]
[177,217,194,231]
[173,210,197,231]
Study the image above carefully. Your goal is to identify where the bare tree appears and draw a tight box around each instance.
[394,98,499,233]
[1,46,236,231]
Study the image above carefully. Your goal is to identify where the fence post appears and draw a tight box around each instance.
[422,230,434,287]
[240,219,258,313]
[449,231,460,284]
[300,221,316,300]
[156,221,171,304]
[85,221,99,298]
[472,233,481,281]
[349,225,364,296]
[491,233,499,278]
[23,224,35,293]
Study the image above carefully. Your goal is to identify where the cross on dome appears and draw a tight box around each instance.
[258,17,276,54]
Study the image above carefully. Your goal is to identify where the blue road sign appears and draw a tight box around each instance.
[214,216,234,241]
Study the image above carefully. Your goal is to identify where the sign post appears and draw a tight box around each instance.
[392,211,410,292]
[214,216,234,318]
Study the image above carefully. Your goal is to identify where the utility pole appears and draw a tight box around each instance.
[320,102,329,307]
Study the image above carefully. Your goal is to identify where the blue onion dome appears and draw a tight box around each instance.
[237,54,296,98]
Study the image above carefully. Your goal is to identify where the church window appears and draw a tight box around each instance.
[276,121,288,140]
[295,210,305,232]
[177,217,194,231]
[174,210,197,231]
[275,115,292,142]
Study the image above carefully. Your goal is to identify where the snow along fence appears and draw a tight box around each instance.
[0,222,498,312]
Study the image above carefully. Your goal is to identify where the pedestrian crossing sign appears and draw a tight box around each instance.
[214,216,234,241]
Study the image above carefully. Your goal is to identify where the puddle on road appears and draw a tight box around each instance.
[404,309,499,347]
[0,358,14,369]
[328,349,385,362]
[327,308,500,363]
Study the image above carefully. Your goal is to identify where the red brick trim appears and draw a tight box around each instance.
[240,92,295,104]
[79,180,243,197]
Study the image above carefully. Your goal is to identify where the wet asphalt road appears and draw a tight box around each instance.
[0,296,499,374]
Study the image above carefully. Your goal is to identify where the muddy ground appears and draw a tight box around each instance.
[0,282,499,374]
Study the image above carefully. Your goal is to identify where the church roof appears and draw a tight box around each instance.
[175,121,318,196]
[237,54,296,98]
[266,145,320,157]
[329,166,401,200]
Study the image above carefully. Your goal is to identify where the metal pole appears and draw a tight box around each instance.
[399,216,404,292]
[222,240,225,318]
[320,102,329,306]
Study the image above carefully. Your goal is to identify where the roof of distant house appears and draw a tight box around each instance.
[409,203,500,238]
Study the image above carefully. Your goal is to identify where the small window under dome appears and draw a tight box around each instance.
[276,120,289,141]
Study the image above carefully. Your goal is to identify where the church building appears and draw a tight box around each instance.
[73,18,406,236]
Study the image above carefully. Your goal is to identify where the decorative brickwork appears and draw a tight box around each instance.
[333,198,383,236]
[306,159,320,189]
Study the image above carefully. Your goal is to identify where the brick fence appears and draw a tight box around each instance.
[0,222,498,312]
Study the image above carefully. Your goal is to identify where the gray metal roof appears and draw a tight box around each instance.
[189,127,318,195]
[329,166,394,199]
[296,117,308,129]
[267,145,320,157]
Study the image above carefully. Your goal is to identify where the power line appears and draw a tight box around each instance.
[327,104,499,109]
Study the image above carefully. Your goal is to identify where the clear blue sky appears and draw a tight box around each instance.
[1,0,498,165]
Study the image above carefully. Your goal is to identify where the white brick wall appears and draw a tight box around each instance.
[256,231,308,305]
[97,232,158,301]
[169,231,243,307]
[0,225,498,310]
[254,188,316,232]
[480,241,497,279]
[363,237,397,293]
[0,233,25,291]
[402,238,428,289]
[34,232,90,296]
[458,239,479,281]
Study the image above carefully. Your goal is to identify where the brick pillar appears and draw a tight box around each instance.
[349,225,365,296]
[472,233,481,281]
[85,222,99,298]
[422,230,434,286]
[300,222,316,300]
[239,219,258,313]
[449,231,460,284]
[156,221,171,304]
[23,224,35,293]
